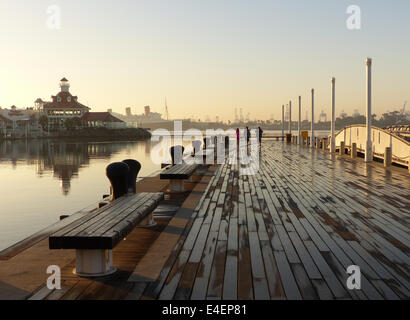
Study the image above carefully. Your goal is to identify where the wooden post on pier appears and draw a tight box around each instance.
[351,143,357,159]
[384,147,392,167]
[298,96,302,145]
[330,77,336,153]
[316,137,320,149]
[311,89,315,148]
[340,142,345,155]
[322,138,328,151]
[365,58,373,163]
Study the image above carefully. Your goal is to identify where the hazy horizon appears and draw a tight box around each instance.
[0,0,409,122]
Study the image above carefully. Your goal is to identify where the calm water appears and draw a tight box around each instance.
[0,129,329,251]
[0,138,189,251]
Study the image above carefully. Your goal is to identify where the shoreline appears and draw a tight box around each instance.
[0,127,152,142]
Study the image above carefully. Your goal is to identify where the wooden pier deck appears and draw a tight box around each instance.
[142,142,410,300]
[3,140,409,300]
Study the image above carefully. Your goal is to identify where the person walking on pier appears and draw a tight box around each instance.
[246,126,250,145]
[236,128,240,145]
[258,126,264,144]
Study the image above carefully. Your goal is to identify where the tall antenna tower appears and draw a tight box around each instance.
[164,98,169,120]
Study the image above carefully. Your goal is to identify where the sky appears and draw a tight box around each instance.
[0,0,409,122]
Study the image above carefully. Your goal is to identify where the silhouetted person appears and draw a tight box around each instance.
[236,128,240,145]
[246,127,250,145]
[258,126,264,144]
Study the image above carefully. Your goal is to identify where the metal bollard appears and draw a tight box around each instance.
[384,147,392,168]
[122,159,142,193]
[322,138,328,152]
[106,162,130,201]
[203,137,212,149]
[340,142,345,155]
[192,140,202,156]
[351,143,357,159]
[170,146,185,166]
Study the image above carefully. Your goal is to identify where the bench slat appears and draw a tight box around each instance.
[50,196,131,238]
[49,193,163,250]
[65,193,151,238]
[160,164,199,180]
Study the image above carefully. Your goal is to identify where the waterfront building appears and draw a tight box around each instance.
[81,112,126,129]
[38,78,91,131]
[0,105,39,138]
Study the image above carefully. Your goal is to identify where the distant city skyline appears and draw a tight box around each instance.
[0,0,409,122]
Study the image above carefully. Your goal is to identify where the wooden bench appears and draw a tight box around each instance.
[49,192,163,277]
[190,148,214,164]
[160,163,199,192]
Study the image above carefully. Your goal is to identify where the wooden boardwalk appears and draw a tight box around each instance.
[25,141,410,300]
[140,141,410,300]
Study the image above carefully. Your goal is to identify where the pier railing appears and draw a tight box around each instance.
[334,125,410,167]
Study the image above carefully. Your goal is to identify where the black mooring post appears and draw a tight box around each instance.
[225,135,230,149]
[122,159,142,194]
[192,140,201,156]
[106,162,129,201]
[170,145,185,166]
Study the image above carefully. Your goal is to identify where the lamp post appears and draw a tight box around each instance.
[282,105,285,138]
[365,58,373,162]
[330,77,336,153]
[289,101,292,134]
[311,89,315,148]
[298,96,302,145]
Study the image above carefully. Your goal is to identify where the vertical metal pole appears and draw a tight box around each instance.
[311,89,315,148]
[282,105,285,138]
[289,101,292,134]
[330,78,336,153]
[365,58,373,162]
[298,96,302,145]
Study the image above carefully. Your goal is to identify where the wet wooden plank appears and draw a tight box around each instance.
[237,225,254,300]
[206,240,227,300]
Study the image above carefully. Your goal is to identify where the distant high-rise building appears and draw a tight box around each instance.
[144,106,151,116]
[319,110,327,122]
[107,109,113,113]
[126,107,132,116]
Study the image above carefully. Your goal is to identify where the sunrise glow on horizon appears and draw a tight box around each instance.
[0,0,409,121]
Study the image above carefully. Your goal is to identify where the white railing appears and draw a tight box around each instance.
[333,125,410,167]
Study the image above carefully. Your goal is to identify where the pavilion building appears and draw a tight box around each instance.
[38,78,91,130]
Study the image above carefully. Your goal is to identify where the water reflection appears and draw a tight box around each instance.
[0,140,152,195]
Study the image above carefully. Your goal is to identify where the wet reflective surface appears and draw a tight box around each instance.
[0,139,163,250]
